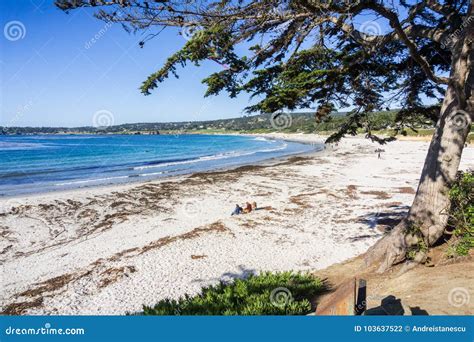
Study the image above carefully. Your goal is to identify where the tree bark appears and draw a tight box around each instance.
[366,14,474,272]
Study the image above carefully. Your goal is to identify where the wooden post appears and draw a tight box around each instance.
[315,278,367,315]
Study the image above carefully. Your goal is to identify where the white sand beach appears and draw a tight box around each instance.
[1,134,473,315]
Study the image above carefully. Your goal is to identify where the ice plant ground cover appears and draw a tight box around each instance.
[141,272,326,315]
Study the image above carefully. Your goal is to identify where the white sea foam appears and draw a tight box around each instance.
[133,144,288,171]
[0,141,49,150]
[55,176,130,186]
[257,143,287,153]
[138,171,165,177]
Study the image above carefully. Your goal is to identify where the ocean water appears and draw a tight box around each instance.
[0,134,320,196]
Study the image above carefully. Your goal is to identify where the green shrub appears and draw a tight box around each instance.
[142,272,325,315]
[406,238,428,260]
[404,223,429,261]
[467,133,474,145]
[447,170,474,257]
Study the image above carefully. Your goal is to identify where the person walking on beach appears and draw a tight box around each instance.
[375,148,384,159]
[231,204,243,216]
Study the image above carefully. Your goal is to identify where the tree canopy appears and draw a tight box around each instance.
[56,0,471,143]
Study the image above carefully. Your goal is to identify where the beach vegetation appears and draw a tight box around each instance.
[404,223,429,262]
[141,272,325,315]
[446,171,474,257]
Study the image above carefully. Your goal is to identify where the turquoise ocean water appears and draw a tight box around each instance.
[0,134,320,196]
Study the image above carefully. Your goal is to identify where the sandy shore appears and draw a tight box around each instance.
[1,134,473,315]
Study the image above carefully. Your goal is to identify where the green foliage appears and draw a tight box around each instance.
[406,239,428,260]
[142,25,245,97]
[404,223,429,261]
[141,272,325,315]
[447,171,474,257]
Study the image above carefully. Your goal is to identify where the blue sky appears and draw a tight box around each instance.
[1,1,437,127]
[1,0,257,127]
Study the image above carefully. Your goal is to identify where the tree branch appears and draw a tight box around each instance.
[367,2,449,85]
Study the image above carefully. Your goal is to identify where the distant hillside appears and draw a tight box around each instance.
[0,110,403,135]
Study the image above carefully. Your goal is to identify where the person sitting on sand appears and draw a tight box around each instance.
[251,201,257,210]
[243,202,253,213]
[231,204,243,216]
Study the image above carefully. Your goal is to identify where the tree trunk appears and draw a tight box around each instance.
[366,17,474,272]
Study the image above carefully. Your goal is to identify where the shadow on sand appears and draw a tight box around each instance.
[365,295,429,315]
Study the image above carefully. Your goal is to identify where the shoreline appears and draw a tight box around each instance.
[1,134,473,315]
[0,135,321,200]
